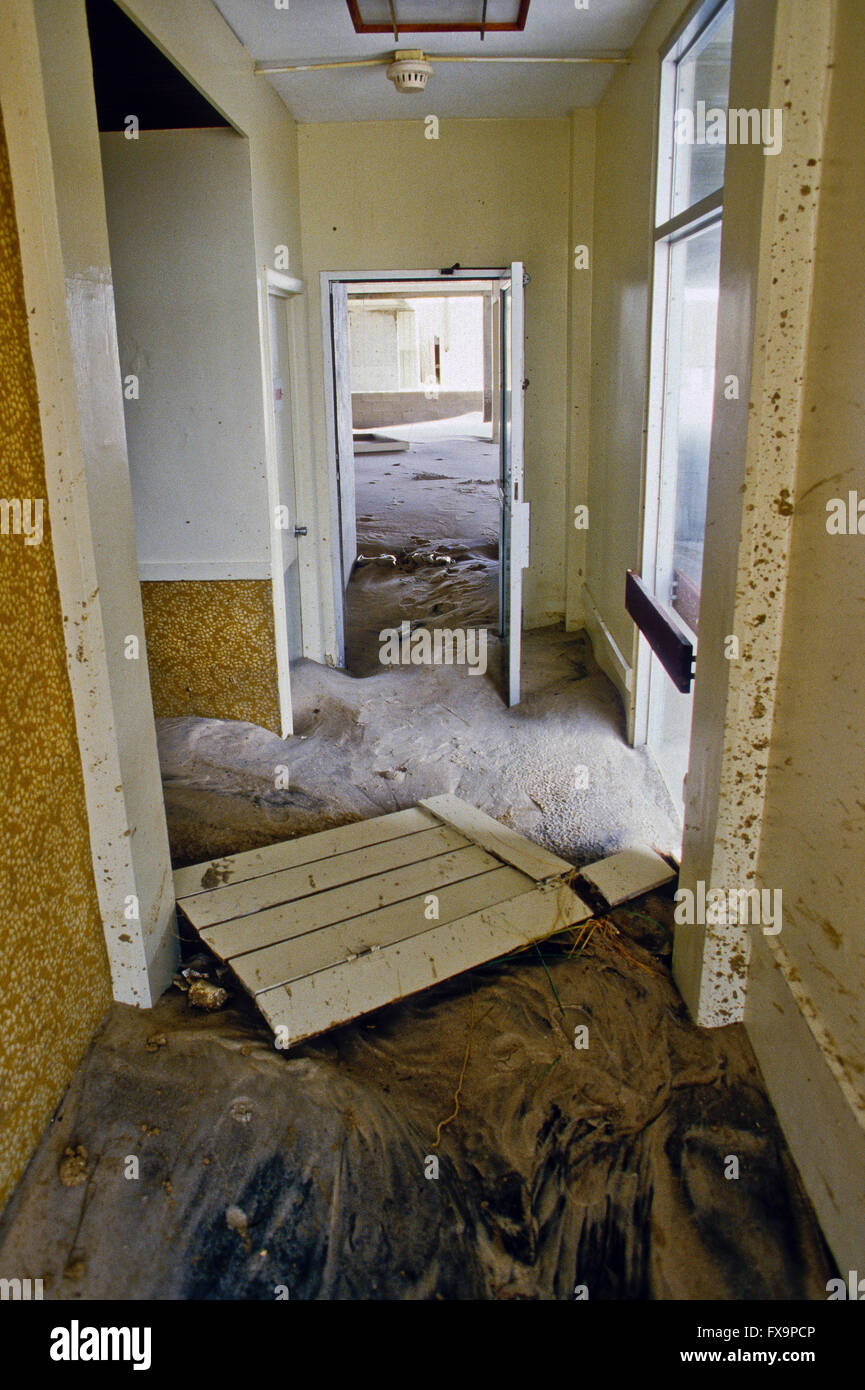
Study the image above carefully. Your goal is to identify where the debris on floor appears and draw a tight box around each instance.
[174,794,675,1048]
[354,553,398,568]
[173,955,231,1012]
[57,1147,88,1189]
[0,884,835,1300]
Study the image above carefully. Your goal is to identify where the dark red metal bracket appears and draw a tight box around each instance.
[625,570,695,694]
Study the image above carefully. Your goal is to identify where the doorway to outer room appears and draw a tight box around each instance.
[324,268,528,706]
[346,283,498,678]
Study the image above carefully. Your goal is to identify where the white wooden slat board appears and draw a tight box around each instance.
[173,798,672,1050]
[579,845,676,906]
[420,794,574,880]
[200,846,499,960]
[256,880,592,1045]
[236,865,532,996]
[179,824,467,929]
[172,805,437,898]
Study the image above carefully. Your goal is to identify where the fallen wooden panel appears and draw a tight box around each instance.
[255,880,591,1045]
[174,798,673,1051]
[235,866,531,995]
[579,845,675,907]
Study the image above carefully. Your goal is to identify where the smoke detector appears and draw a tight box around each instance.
[386,49,433,93]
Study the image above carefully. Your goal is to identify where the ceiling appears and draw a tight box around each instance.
[211,0,657,122]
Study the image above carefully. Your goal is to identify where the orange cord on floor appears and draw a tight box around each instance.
[432,985,476,1149]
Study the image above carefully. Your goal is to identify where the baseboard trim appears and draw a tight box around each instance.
[582,582,633,704]
[139,562,271,581]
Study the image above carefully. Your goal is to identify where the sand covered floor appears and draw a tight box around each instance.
[353,416,500,554]
[0,895,833,1300]
[0,631,836,1299]
[347,422,500,677]
[160,629,681,872]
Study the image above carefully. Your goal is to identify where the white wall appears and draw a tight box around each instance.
[298,117,574,631]
[349,296,485,394]
[744,0,865,1275]
[348,302,411,393]
[101,129,270,578]
[415,298,485,392]
[117,0,328,660]
[565,110,596,637]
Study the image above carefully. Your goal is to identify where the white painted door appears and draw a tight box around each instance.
[268,292,304,665]
[499,263,529,707]
[329,281,357,589]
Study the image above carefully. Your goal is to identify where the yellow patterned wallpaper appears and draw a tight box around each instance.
[140,579,281,733]
[0,111,111,1212]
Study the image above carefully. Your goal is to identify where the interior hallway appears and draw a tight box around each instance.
[0,637,832,1299]
[2,0,864,1311]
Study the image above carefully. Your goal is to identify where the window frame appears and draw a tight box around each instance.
[634,0,734,759]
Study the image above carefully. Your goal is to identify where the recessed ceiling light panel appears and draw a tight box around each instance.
[347,1,530,36]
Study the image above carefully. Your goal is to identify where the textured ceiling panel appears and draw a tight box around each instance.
[212,0,656,121]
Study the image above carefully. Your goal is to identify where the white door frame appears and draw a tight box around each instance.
[0,0,177,1005]
[258,266,309,737]
[497,263,529,707]
[319,267,511,670]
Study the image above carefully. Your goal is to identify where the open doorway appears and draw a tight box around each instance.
[346,283,498,678]
[323,267,528,705]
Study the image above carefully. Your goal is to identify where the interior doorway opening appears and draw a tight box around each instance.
[324,267,528,706]
[344,282,500,679]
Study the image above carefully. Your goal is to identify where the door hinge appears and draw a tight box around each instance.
[523,270,531,287]
[294,525,308,537]
[523,378,530,391]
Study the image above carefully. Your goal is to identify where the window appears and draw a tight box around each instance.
[640,0,734,807]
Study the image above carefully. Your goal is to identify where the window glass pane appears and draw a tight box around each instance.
[671,4,734,217]
[647,650,696,808]
[656,220,722,635]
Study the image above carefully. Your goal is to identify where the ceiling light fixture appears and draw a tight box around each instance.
[386,49,433,92]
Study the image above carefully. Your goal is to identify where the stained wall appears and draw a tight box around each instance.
[0,108,111,1211]
[297,117,576,631]
[140,580,281,731]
